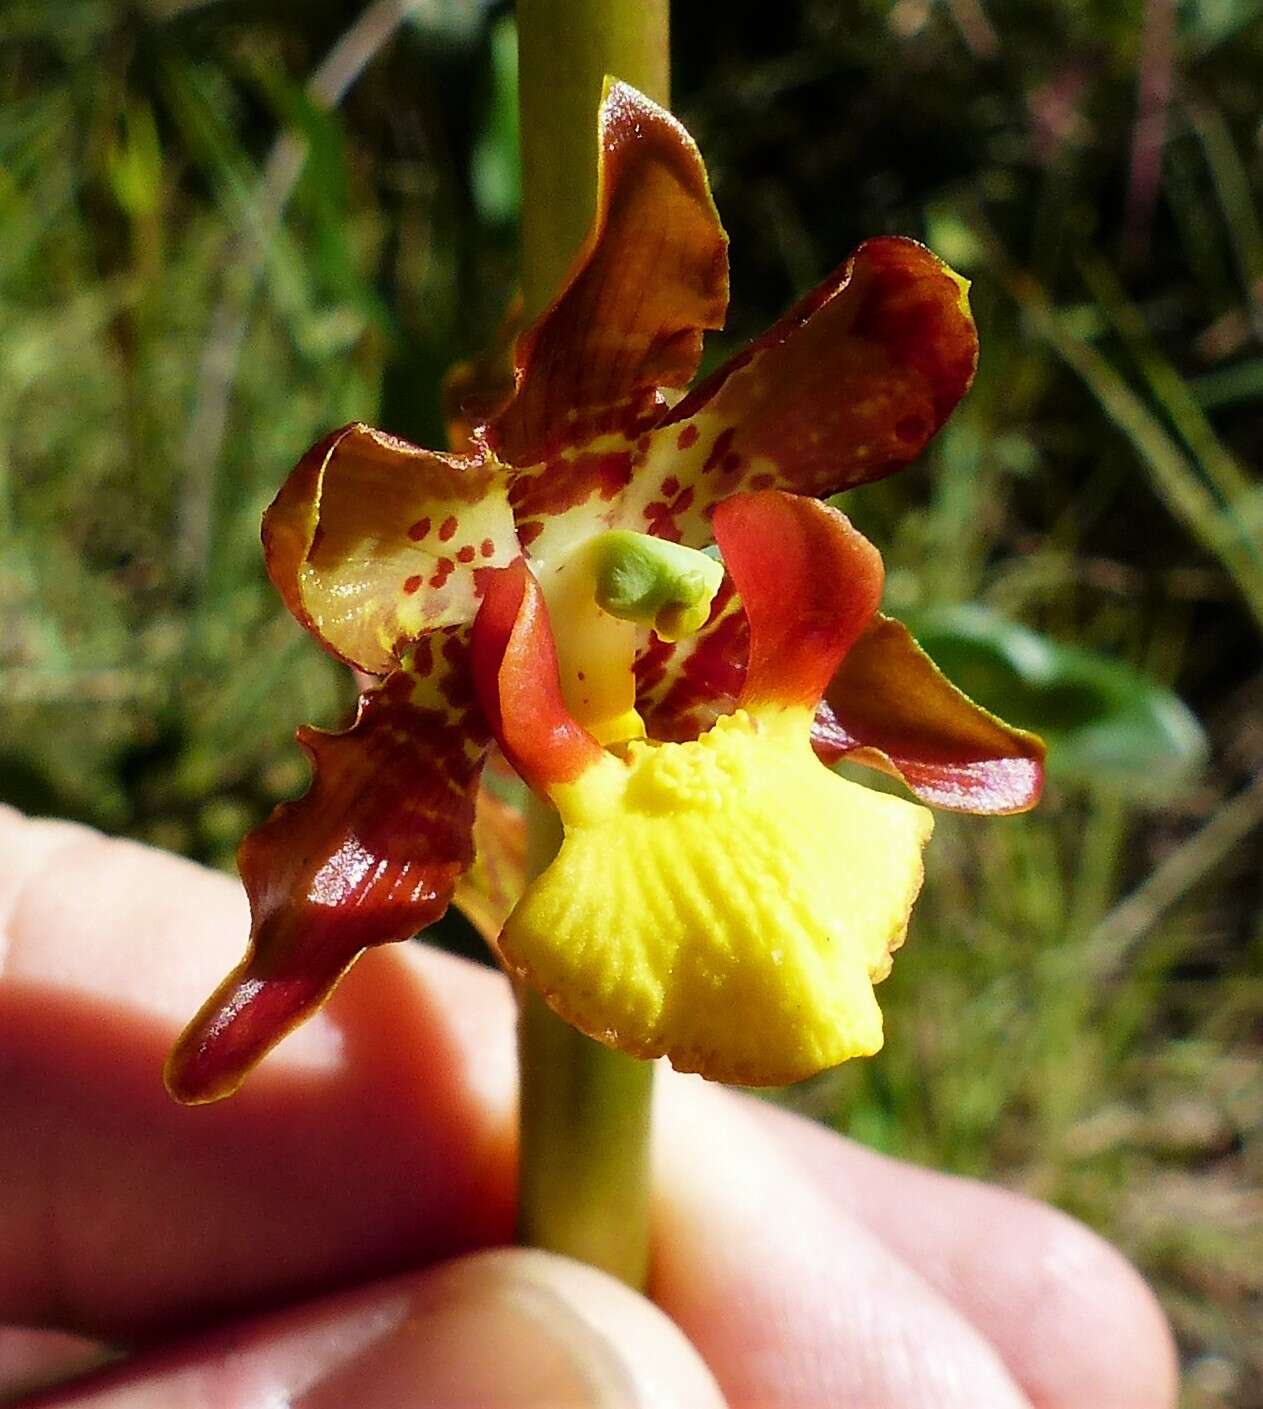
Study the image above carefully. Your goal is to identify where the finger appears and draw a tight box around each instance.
[653,1081,1036,1409]
[0,807,517,1336]
[26,1250,727,1409]
[758,1102,1180,1409]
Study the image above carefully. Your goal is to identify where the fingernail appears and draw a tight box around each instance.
[295,1248,726,1409]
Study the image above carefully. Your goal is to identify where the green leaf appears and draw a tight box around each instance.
[905,605,1208,801]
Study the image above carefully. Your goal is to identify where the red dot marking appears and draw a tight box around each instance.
[677,424,699,451]
[403,574,422,595]
[721,451,743,474]
[702,427,736,475]
[480,538,495,558]
[408,517,431,541]
[661,476,680,497]
[456,544,476,563]
[750,473,775,490]
[439,516,458,541]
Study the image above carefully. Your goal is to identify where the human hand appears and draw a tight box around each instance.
[0,807,1177,1407]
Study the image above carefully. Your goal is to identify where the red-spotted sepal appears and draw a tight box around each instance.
[483,81,729,558]
[264,424,520,676]
[622,238,978,546]
[165,640,487,1104]
[470,560,604,795]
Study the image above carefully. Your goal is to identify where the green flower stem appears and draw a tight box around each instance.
[517,988,655,1288]
[516,796,655,1289]
[513,0,667,1292]
[517,0,669,320]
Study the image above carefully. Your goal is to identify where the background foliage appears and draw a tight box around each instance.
[2,1,1260,1401]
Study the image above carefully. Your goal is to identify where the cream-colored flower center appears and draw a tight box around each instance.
[537,530,722,747]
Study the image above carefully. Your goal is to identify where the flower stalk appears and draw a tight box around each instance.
[512,0,669,1288]
[517,979,654,1287]
[517,0,669,318]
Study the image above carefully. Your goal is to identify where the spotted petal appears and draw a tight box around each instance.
[636,490,884,730]
[166,641,487,1104]
[634,576,747,743]
[265,423,520,675]
[622,238,978,545]
[486,80,728,559]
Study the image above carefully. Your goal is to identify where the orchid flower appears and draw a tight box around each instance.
[166,81,1042,1105]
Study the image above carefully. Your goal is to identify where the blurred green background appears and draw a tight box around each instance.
[2,1,1260,1401]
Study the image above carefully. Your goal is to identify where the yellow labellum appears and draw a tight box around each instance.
[498,707,934,1085]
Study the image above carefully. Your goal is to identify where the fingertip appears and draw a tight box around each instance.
[36,1250,727,1409]
[987,1196,1180,1409]
[652,1079,1033,1407]
[760,1103,1179,1409]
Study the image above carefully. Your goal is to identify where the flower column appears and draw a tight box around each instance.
[513,0,669,1288]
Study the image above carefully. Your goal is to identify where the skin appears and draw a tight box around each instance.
[0,806,1178,1407]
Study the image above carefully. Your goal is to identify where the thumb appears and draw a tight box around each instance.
[33,1249,727,1408]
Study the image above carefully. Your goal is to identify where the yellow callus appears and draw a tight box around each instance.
[498,707,934,1085]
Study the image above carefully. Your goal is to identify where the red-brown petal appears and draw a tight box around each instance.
[815,613,1046,813]
[712,491,884,713]
[165,648,488,1104]
[264,423,519,676]
[626,237,977,545]
[470,561,604,795]
[487,80,728,537]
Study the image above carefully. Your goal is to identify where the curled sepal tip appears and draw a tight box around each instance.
[487,79,728,472]
[816,613,1046,814]
[166,657,487,1104]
